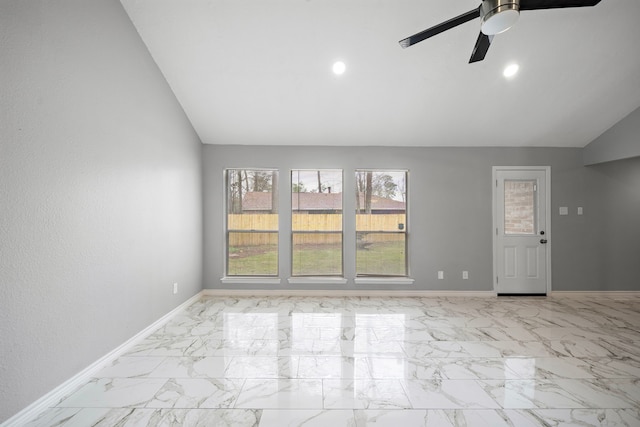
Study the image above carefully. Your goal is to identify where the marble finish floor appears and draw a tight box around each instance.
[26,295,640,426]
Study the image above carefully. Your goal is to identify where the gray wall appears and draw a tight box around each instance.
[0,1,203,422]
[580,156,640,290]
[204,145,640,292]
[584,105,640,165]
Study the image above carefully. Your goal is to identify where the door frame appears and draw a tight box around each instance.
[492,166,552,295]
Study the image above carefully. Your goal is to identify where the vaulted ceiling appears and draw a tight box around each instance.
[121,0,640,147]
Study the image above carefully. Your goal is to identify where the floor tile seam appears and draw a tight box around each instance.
[410,377,634,410]
[397,377,419,410]
[50,378,123,410]
[142,375,253,382]
[401,380,503,410]
[227,379,252,410]
[131,352,639,360]
[52,405,142,410]
[61,403,637,411]
[320,377,326,410]
[85,374,640,380]
[407,355,562,360]
[473,377,640,405]
[93,374,168,380]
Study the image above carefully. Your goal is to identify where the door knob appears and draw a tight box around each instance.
[540,239,548,244]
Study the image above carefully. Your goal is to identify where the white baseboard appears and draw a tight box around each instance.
[354,277,415,286]
[220,277,282,285]
[549,291,640,298]
[287,277,349,285]
[202,289,496,298]
[204,289,640,298]
[1,291,203,427]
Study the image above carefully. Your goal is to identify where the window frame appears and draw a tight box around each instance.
[224,168,279,277]
[355,169,409,278]
[290,169,344,277]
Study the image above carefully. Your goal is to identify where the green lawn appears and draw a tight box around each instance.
[356,240,406,276]
[228,244,278,276]
[228,241,406,276]
[292,243,343,276]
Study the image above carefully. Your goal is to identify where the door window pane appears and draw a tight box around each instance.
[504,179,536,235]
[355,170,407,276]
[291,169,343,276]
[226,169,278,276]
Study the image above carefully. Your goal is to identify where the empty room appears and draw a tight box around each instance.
[2,0,640,426]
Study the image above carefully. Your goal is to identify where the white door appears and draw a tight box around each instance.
[493,167,550,295]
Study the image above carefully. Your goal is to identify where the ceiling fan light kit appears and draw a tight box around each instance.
[399,0,602,63]
[481,0,520,35]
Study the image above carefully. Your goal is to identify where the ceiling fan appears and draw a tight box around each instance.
[399,0,602,63]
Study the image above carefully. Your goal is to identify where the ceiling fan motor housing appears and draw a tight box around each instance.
[481,0,521,35]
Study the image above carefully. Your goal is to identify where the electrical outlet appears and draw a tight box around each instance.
[173,283,178,294]
[463,271,469,280]
[438,271,444,280]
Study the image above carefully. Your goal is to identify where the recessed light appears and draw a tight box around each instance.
[503,63,519,78]
[332,61,346,75]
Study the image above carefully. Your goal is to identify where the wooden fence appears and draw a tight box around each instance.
[228,214,406,246]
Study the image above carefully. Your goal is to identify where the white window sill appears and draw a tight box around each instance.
[220,277,282,285]
[288,277,348,285]
[354,277,415,286]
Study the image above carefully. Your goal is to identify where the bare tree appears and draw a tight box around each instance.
[355,171,366,212]
[365,171,373,214]
[236,169,243,213]
[271,171,278,214]
[397,176,406,203]
[356,171,401,212]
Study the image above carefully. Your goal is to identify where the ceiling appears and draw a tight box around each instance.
[121,0,640,147]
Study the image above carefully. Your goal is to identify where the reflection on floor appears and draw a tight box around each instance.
[26,295,640,426]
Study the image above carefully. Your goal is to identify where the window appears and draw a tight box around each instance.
[291,169,343,276]
[504,180,536,235]
[226,169,278,276]
[355,170,408,277]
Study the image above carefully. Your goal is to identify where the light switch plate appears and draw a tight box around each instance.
[577,207,583,215]
[559,207,569,216]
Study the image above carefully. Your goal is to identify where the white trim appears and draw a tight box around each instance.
[549,291,640,298]
[354,277,415,286]
[492,166,552,295]
[220,277,282,285]
[1,292,203,427]
[204,289,640,298]
[545,167,552,294]
[492,167,500,293]
[203,289,495,298]
[287,277,348,285]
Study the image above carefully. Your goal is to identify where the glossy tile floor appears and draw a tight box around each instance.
[27,295,640,426]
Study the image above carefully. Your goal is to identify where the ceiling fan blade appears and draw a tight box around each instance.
[399,7,480,48]
[520,0,601,11]
[469,32,494,63]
